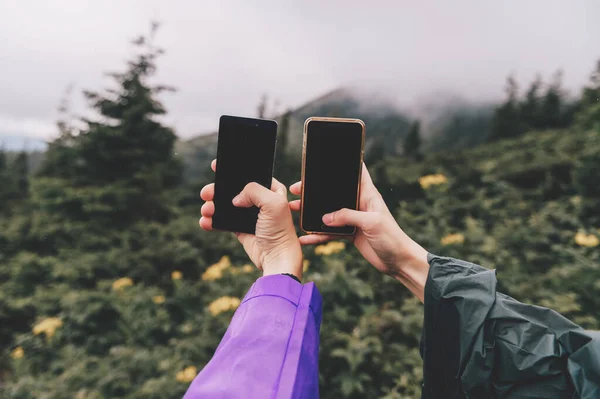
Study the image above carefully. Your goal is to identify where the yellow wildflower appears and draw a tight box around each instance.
[241,264,254,273]
[11,346,24,360]
[219,255,231,267]
[176,366,198,383]
[315,241,346,256]
[419,173,448,189]
[152,295,166,304]
[441,233,465,246]
[303,259,310,273]
[33,317,63,339]
[202,266,222,280]
[112,277,134,291]
[574,231,599,247]
[171,270,183,280]
[208,296,241,316]
[201,256,232,281]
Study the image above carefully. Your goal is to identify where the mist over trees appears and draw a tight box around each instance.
[489,68,594,141]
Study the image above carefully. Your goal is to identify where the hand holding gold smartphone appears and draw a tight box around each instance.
[300,117,365,236]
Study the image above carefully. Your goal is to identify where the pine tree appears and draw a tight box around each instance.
[257,94,268,119]
[365,138,386,166]
[490,75,522,141]
[276,110,290,162]
[0,149,10,214]
[403,120,422,161]
[0,149,6,174]
[38,85,79,180]
[577,59,600,130]
[540,70,566,129]
[0,150,28,214]
[273,110,297,185]
[35,22,181,225]
[520,74,543,131]
[12,152,28,199]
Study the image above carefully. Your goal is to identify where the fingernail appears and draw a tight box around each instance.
[232,195,240,205]
[323,213,333,224]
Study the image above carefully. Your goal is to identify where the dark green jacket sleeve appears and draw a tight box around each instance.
[421,254,600,399]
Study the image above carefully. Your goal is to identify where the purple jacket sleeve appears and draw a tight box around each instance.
[183,274,323,399]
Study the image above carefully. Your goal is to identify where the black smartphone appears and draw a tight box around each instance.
[212,115,277,234]
[300,117,365,235]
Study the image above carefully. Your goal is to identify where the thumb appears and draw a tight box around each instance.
[322,208,378,230]
[232,182,278,209]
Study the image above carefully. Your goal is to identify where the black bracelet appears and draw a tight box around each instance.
[281,273,301,284]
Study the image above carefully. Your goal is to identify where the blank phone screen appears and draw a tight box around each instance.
[302,119,364,235]
[212,115,277,234]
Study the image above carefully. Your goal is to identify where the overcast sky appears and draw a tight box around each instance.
[1,0,598,142]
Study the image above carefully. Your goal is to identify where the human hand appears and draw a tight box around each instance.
[200,160,303,280]
[289,163,429,301]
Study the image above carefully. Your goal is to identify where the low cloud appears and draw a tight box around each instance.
[0,114,56,139]
[0,1,598,140]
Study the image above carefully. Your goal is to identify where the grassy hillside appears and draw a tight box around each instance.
[2,126,598,398]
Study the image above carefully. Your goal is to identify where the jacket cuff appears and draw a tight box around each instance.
[241,275,322,327]
[242,274,302,305]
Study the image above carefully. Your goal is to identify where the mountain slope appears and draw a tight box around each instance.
[178,88,494,182]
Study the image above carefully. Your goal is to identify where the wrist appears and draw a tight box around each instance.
[392,242,429,302]
[261,245,303,281]
[262,262,303,280]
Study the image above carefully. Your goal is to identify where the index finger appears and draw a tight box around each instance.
[299,234,354,245]
[290,181,302,196]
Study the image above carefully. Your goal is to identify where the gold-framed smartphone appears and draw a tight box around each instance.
[300,117,365,235]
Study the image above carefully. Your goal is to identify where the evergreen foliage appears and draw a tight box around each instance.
[0,29,599,398]
[490,70,580,142]
[490,75,522,140]
[577,60,600,130]
[35,23,181,227]
[403,120,422,161]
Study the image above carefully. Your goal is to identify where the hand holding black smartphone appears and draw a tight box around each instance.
[212,115,277,234]
[300,117,365,235]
